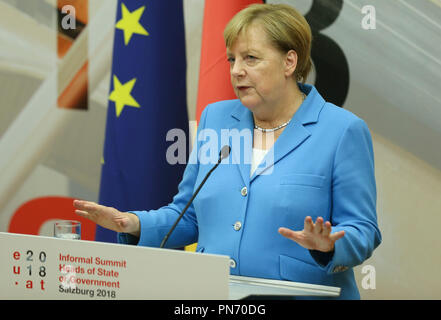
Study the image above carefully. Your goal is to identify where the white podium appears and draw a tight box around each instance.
[229,275,340,299]
[0,232,340,299]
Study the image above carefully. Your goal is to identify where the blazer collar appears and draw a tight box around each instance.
[230,83,325,126]
[292,83,326,125]
[228,84,326,184]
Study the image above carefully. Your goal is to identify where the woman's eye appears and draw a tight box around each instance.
[227,57,235,63]
[246,56,258,64]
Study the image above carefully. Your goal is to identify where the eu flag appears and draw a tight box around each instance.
[96,0,189,242]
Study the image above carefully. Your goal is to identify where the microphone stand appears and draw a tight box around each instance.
[159,146,230,248]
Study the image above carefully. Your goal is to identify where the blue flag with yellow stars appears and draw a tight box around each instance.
[96,0,189,242]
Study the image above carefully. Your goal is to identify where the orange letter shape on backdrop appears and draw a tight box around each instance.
[8,196,96,240]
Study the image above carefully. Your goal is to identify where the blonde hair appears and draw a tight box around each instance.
[224,3,312,83]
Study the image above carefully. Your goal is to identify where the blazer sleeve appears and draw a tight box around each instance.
[312,118,382,274]
[118,105,211,248]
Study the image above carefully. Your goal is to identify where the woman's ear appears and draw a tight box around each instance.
[284,50,298,77]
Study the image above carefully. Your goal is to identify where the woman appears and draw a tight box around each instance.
[74,4,381,299]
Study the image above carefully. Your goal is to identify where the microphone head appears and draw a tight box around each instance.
[219,145,231,161]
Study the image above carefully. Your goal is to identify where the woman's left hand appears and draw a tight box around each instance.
[278,216,345,252]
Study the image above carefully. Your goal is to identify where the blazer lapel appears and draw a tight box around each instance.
[251,84,326,181]
[228,102,254,187]
[227,84,326,184]
[251,121,310,180]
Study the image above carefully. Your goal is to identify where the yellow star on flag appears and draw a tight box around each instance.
[108,75,140,117]
[115,3,149,45]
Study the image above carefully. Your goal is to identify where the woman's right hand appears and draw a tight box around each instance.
[73,200,140,237]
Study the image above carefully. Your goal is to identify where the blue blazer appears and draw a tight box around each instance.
[119,84,382,299]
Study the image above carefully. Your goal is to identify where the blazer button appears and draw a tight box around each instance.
[233,221,242,231]
[241,187,248,196]
[229,258,237,269]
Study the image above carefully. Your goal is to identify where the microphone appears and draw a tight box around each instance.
[159,145,231,248]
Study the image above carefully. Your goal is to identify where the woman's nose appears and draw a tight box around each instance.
[231,60,245,77]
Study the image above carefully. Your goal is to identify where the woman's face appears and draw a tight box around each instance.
[227,24,294,111]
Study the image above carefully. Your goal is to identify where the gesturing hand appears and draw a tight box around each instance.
[278,216,345,252]
[73,200,140,236]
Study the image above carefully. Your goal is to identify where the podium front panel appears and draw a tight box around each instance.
[0,232,229,300]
